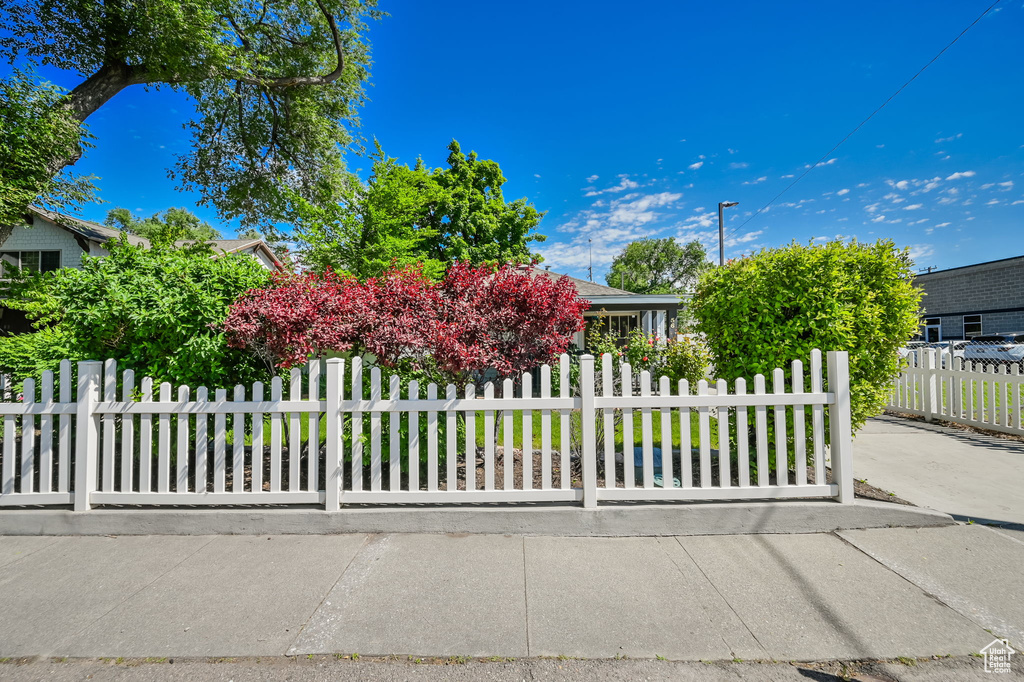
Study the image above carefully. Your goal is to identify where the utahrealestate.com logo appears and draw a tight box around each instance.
[981,638,1015,674]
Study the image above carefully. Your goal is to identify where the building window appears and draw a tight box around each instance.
[1,251,61,277]
[963,314,983,338]
[585,312,639,345]
[923,317,941,342]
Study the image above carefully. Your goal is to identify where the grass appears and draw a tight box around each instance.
[894,373,1024,426]
[162,407,720,458]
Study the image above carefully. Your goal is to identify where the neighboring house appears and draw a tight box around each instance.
[0,206,285,333]
[523,266,682,349]
[914,254,1024,341]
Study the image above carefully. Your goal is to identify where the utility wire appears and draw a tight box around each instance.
[724,0,1003,242]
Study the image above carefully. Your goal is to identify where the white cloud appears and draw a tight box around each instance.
[725,230,763,247]
[534,174,542,178]
[864,202,881,214]
[946,171,976,180]
[934,222,951,228]
[870,215,886,223]
[804,158,837,169]
[688,161,704,171]
[607,192,682,225]
[584,174,640,197]
[895,180,910,190]
[727,148,738,154]
[876,144,885,149]
[780,174,795,179]
[729,161,749,169]
[986,199,1000,206]
[836,188,850,196]
[998,181,1014,190]
[742,176,767,185]
[934,133,962,143]
[683,211,717,229]
[586,174,599,183]
[908,245,935,261]
[1012,200,1024,206]
[903,204,924,210]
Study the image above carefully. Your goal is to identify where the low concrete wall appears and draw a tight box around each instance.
[0,500,953,537]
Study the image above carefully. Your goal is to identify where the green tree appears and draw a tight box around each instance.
[295,140,546,279]
[0,68,97,226]
[0,238,272,388]
[690,239,922,434]
[605,238,709,294]
[0,0,381,232]
[105,207,221,245]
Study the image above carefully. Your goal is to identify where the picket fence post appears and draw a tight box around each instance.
[325,358,343,511]
[923,349,937,422]
[579,354,598,508]
[74,361,102,511]
[826,351,854,504]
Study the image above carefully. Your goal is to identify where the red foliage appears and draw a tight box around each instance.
[223,263,590,380]
[434,263,590,377]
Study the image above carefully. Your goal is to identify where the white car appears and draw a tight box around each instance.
[903,340,970,367]
[898,340,928,359]
[963,333,1024,369]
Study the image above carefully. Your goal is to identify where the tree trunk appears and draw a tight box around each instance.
[66,63,148,123]
[49,63,149,173]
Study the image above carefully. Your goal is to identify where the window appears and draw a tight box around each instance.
[923,317,941,343]
[0,251,61,277]
[963,314,983,338]
[585,312,639,345]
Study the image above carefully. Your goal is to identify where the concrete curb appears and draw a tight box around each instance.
[0,500,953,537]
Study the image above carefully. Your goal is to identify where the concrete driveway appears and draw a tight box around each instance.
[855,414,1024,537]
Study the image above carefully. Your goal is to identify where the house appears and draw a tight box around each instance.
[522,266,682,348]
[2,206,285,276]
[0,206,286,333]
[914,254,1024,341]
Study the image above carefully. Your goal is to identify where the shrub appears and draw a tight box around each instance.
[0,326,71,392]
[225,262,590,388]
[690,239,921,432]
[2,237,272,388]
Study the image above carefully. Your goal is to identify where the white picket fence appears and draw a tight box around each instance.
[887,349,1024,436]
[0,350,854,511]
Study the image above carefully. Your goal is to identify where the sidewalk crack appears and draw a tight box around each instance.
[522,535,531,658]
[670,537,768,657]
[286,533,373,654]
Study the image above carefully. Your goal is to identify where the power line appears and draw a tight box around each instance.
[724,0,1003,242]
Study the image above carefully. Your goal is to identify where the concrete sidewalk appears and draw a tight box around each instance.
[855,415,1024,535]
[2,525,1021,663]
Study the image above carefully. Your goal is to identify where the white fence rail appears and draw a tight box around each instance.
[887,349,1024,436]
[0,351,854,511]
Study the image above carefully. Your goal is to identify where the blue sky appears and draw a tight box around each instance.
[7,0,1023,282]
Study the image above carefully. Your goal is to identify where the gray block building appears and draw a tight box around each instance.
[914,254,1024,341]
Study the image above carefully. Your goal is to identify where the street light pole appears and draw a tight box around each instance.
[718,201,739,266]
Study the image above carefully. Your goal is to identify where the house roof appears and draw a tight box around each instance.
[176,238,285,270]
[520,266,633,296]
[520,266,682,305]
[27,206,151,248]
[23,206,285,271]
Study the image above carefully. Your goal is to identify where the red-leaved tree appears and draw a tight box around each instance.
[223,263,589,385]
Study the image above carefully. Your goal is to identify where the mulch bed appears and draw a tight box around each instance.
[4,437,913,505]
